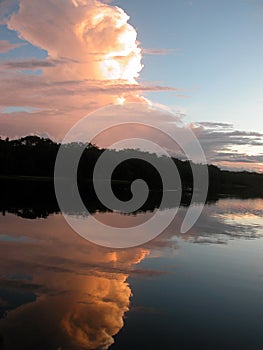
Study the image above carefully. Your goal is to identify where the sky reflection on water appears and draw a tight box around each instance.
[0,198,263,349]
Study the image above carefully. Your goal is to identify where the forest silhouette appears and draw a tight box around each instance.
[0,135,262,217]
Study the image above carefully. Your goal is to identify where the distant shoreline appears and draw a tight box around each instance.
[1,136,263,198]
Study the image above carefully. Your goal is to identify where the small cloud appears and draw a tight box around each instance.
[0,40,23,53]
[197,121,233,129]
[143,48,181,56]
[1,57,79,70]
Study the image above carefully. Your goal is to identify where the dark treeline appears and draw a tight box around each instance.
[0,135,263,198]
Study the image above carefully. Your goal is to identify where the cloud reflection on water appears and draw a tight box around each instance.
[0,198,263,349]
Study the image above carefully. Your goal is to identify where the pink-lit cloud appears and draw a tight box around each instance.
[0,0,181,139]
[0,0,262,172]
[142,48,180,55]
[0,39,23,53]
[7,0,143,83]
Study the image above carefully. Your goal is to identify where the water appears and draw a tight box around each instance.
[0,198,263,349]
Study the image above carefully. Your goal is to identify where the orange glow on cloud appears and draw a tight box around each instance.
[1,0,262,172]
[0,213,151,350]
[0,0,151,138]
[8,0,143,85]
[74,1,143,83]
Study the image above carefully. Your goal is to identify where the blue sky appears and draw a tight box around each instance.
[0,0,262,171]
[112,0,263,131]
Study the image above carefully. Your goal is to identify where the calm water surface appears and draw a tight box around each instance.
[0,198,263,349]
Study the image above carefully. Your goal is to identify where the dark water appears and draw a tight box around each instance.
[0,196,263,349]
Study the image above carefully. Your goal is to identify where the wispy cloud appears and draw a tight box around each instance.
[0,0,262,172]
[196,121,234,129]
[1,57,79,69]
[0,39,23,53]
[7,0,143,83]
[142,48,180,56]
[0,0,183,139]
[191,123,263,171]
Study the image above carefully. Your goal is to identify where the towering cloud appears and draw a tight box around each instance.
[0,0,262,171]
[0,0,152,138]
[8,0,143,83]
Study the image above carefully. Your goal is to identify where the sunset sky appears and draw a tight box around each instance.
[0,0,262,171]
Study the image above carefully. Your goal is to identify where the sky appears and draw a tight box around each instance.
[114,0,263,130]
[0,0,262,171]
